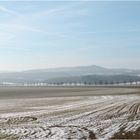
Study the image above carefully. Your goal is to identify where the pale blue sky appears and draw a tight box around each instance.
[0,1,140,71]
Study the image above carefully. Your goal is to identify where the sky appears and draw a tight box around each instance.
[0,1,140,71]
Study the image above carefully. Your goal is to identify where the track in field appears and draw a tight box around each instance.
[0,95,140,139]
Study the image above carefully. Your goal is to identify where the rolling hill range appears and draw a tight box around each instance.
[0,65,140,84]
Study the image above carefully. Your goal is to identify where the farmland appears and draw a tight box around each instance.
[0,87,140,139]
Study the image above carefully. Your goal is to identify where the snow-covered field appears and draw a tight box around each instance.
[0,87,140,139]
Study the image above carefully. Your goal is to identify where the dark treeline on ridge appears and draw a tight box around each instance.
[45,75,140,85]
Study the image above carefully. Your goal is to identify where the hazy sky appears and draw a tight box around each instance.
[0,1,140,71]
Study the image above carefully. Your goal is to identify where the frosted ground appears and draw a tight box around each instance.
[0,87,140,139]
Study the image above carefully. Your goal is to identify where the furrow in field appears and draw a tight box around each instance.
[0,95,140,139]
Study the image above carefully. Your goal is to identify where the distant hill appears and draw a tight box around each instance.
[45,75,140,85]
[0,65,140,84]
